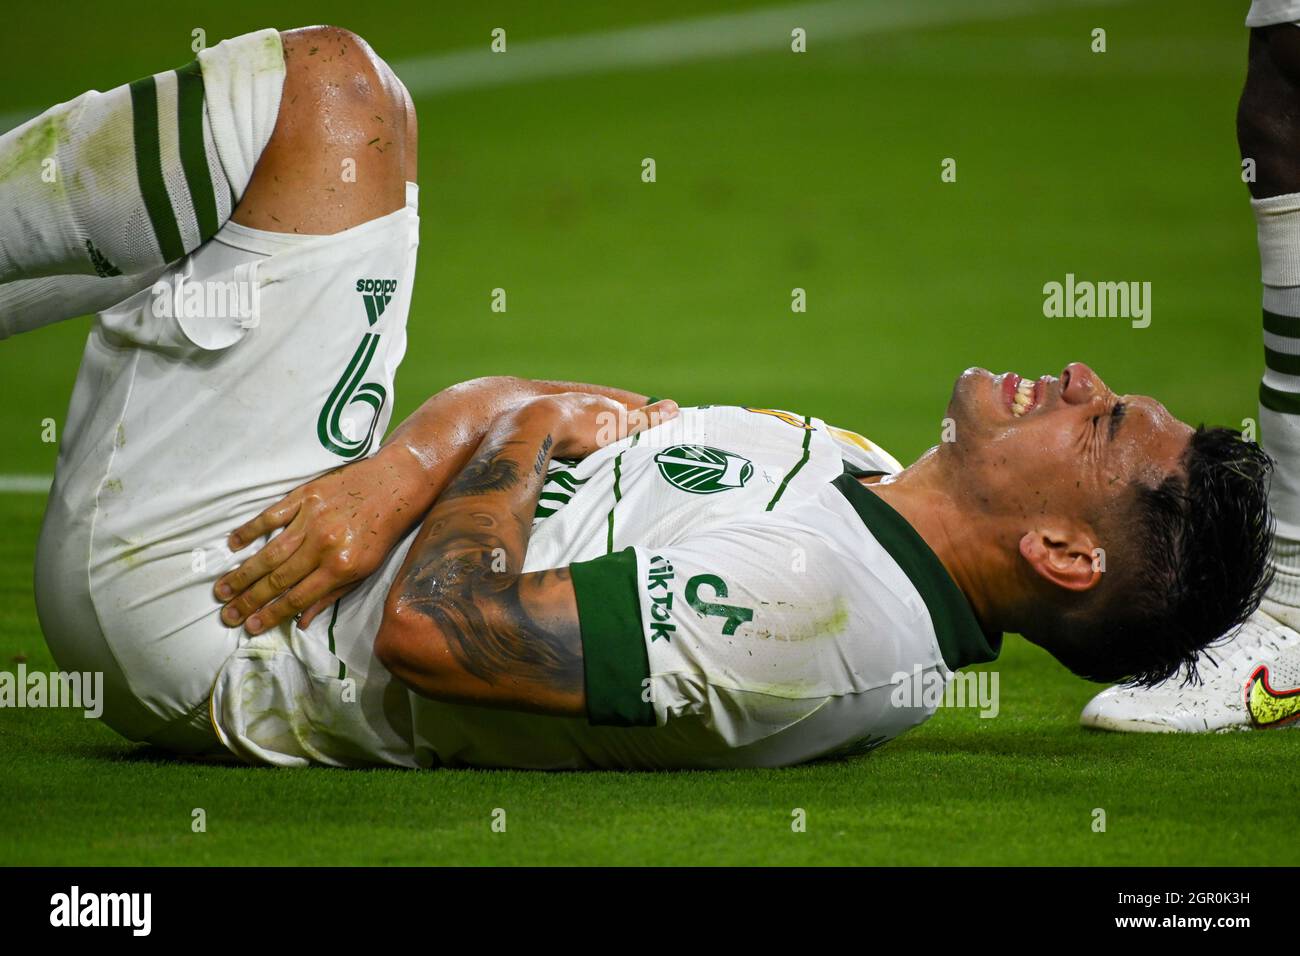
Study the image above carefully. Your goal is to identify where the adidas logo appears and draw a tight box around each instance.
[86,239,122,278]
[356,277,398,326]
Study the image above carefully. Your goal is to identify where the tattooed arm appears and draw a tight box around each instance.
[376,394,677,715]
[215,375,650,634]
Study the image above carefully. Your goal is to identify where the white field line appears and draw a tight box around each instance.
[0,0,1125,133]
[0,474,52,494]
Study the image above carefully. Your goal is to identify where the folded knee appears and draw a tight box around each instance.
[235,25,413,233]
[280,26,408,127]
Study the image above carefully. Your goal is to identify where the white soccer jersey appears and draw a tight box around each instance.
[213,405,1003,770]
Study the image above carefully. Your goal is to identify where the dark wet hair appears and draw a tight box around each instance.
[1047,426,1274,687]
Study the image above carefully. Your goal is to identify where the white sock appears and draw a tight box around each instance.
[0,28,284,336]
[1253,192,1300,605]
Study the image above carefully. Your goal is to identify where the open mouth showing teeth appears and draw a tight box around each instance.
[1009,375,1038,417]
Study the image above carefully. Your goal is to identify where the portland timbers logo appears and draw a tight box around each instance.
[655,445,753,494]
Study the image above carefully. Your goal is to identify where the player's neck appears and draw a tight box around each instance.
[861,452,1005,633]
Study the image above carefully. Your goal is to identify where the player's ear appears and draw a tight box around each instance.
[1018,525,1102,593]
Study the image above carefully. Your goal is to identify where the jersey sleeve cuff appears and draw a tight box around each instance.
[569,548,655,727]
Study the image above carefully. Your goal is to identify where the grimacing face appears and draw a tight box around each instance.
[942,362,1194,539]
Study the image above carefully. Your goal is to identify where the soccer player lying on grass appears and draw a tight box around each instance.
[0,27,1275,769]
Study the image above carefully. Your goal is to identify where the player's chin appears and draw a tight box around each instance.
[951,366,993,403]
[946,367,994,429]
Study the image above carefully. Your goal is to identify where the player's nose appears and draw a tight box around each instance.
[1060,361,1107,405]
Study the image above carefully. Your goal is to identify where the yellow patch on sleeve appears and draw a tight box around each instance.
[743,407,814,430]
[826,425,877,453]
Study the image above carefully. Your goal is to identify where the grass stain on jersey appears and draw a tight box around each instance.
[0,109,65,183]
[746,599,849,643]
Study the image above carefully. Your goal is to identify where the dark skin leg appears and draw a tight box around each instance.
[1240,25,1300,200]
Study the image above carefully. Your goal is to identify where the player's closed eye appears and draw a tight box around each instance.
[1108,402,1127,441]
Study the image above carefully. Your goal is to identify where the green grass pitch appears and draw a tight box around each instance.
[2,0,1298,865]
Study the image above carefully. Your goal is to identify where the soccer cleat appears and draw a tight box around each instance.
[1079,604,1300,733]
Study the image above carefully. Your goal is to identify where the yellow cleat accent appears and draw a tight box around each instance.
[1245,664,1300,728]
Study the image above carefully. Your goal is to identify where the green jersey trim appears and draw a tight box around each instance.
[766,415,813,511]
[326,599,347,681]
[831,472,1002,671]
[570,547,655,727]
[605,432,641,552]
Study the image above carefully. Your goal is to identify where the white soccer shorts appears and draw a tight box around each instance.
[34,185,420,753]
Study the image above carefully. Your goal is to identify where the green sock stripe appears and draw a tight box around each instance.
[1264,308,1300,338]
[1265,346,1300,376]
[128,75,185,263]
[1261,381,1300,414]
[174,61,220,242]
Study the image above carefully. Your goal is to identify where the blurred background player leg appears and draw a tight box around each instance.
[1081,9,1300,732]
[0,28,285,339]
